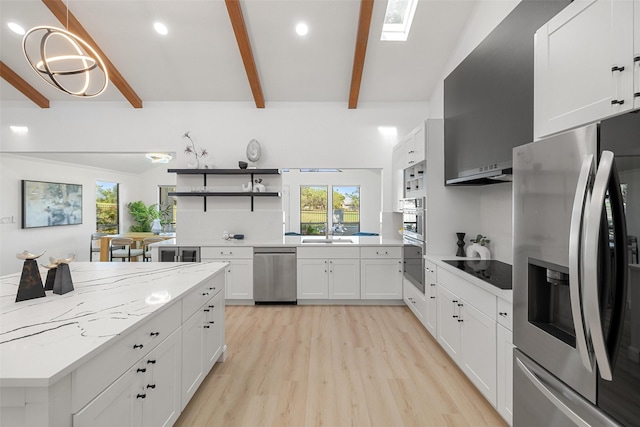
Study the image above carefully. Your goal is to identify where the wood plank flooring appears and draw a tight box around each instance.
[174,305,507,427]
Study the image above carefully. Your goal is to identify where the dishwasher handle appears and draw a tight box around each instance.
[254,247,297,254]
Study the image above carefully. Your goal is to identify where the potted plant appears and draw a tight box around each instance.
[127,201,171,232]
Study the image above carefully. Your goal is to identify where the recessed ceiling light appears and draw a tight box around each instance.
[146,153,172,163]
[295,22,308,36]
[154,22,168,35]
[8,22,25,35]
[10,125,29,135]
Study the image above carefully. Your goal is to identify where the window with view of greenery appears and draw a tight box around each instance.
[300,185,360,236]
[96,181,119,233]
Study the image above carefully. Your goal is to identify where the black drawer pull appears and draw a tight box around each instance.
[612,65,625,72]
[452,315,458,318]
[209,321,215,324]
[209,287,215,290]
[204,309,210,312]
[150,332,160,337]
[209,305,215,308]
[133,344,144,349]
[147,384,156,389]
[430,296,436,299]
[452,300,458,303]
[136,394,146,399]
[499,312,508,317]
[137,368,146,373]
[458,319,464,323]
[202,292,209,296]
[147,359,156,364]
[204,325,211,329]
[611,99,625,105]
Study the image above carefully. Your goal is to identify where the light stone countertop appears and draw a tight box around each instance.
[152,235,404,248]
[426,255,513,302]
[0,261,227,387]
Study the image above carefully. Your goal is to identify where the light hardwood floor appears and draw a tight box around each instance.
[174,305,507,427]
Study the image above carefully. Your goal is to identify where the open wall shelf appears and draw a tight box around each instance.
[168,168,281,211]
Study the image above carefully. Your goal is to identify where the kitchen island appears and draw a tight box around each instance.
[0,261,227,427]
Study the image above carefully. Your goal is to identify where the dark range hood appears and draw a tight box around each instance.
[444,0,570,186]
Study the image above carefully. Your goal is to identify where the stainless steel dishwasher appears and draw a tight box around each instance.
[253,247,297,304]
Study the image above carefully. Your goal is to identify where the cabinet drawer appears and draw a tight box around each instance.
[201,246,253,259]
[497,298,513,331]
[424,260,437,286]
[71,301,181,412]
[360,246,401,258]
[437,268,496,319]
[182,272,225,322]
[297,246,360,259]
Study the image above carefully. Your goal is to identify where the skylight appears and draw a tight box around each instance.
[381,0,418,41]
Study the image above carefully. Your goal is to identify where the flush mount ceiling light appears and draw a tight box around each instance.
[22,26,109,97]
[295,22,309,36]
[146,153,173,163]
[8,22,25,35]
[154,22,168,35]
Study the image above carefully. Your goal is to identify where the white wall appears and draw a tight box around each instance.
[425,0,521,264]
[0,154,159,274]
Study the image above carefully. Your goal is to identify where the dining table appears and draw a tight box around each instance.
[99,232,175,262]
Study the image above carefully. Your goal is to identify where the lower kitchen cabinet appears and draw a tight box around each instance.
[403,278,427,324]
[181,287,225,409]
[424,260,438,338]
[201,247,253,300]
[74,328,182,427]
[497,323,514,425]
[434,267,500,408]
[360,246,403,300]
[297,247,360,300]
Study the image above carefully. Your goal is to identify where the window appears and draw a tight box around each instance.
[96,181,119,233]
[381,0,418,41]
[300,185,360,236]
[159,185,177,232]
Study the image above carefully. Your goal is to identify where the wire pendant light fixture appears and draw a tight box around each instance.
[22,1,108,97]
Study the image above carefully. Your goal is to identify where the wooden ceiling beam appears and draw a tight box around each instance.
[225,0,265,109]
[0,61,50,108]
[348,0,374,109]
[42,0,143,108]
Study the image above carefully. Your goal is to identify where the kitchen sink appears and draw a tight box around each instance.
[301,238,354,244]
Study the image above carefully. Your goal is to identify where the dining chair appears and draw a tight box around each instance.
[109,237,144,262]
[90,232,108,262]
[142,237,165,262]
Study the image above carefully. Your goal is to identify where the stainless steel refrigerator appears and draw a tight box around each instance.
[513,113,640,426]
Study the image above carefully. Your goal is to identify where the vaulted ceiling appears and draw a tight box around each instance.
[0,0,476,108]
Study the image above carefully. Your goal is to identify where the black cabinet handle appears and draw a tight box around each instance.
[204,309,210,312]
[611,100,625,105]
[150,332,160,337]
[133,344,144,349]
[458,319,464,323]
[209,305,215,308]
[430,296,436,299]
[209,321,215,324]
[147,384,156,389]
[499,312,508,317]
[452,315,458,318]
[612,65,625,72]
[202,292,209,296]
[137,368,146,373]
[204,325,211,329]
[147,359,156,364]
[137,394,146,399]
[635,92,640,98]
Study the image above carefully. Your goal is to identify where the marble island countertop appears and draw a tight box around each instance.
[0,261,227,387]
[153,235,404,248]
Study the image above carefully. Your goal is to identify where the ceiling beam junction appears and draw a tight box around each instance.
[42,0,143,108]
[0,61,50,108]
[348,0,374,109]
[225,0,266,109]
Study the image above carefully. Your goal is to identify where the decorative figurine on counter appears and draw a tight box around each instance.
[456,232,466,257]
[42,255,76,295]
[467,234,491,259]
[241,181,253,192]
[253,179,265,192]
[15,250,46,302]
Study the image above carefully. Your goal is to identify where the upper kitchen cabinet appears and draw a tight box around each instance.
[404,124,425,167]
[534,0,637,139]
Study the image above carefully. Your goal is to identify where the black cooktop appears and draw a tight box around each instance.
[442,259,512,290]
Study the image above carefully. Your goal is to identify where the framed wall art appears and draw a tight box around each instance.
[22,180,83,229]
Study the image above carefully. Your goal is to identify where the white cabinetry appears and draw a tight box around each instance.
[360,247,403,300]
[436,268,497,407]
[424,260,438,337]
[201,247,253,300]
[181,274,225,409]
[404,124,425,167]
[74,326,183,427]
[403,277,427,323]
[297,247,360,300]
[496,298,514,425]
[534,0,637,138]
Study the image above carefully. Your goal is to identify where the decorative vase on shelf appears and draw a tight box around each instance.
[455,232,466,257]
[186,157,199,169]
[151,219,162,235]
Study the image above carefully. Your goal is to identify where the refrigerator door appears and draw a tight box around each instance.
[514,349,622,427]
[513,124,598,400]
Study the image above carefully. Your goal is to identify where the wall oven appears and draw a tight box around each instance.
[402,197,426,242]
[403,235,425,293]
